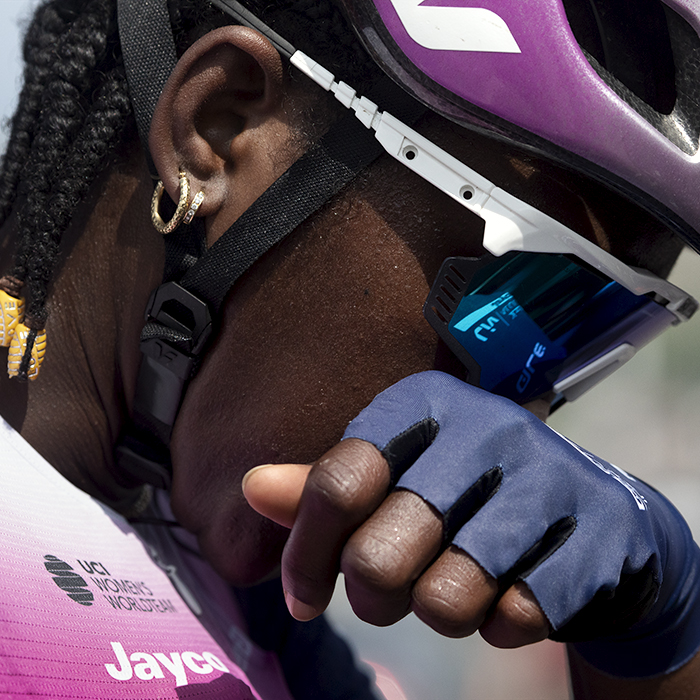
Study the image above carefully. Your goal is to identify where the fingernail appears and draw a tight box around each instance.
[241,464,276,493]
[284,589,319,621]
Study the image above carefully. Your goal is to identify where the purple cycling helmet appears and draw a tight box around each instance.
[339,0,700,253]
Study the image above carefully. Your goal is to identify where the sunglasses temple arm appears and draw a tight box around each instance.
[290,51,696,322]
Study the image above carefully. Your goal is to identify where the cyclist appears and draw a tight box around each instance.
[0,0,699,697]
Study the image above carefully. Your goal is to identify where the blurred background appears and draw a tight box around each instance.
[2,2,699,697]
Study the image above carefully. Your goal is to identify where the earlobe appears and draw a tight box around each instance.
[149,25,287,227]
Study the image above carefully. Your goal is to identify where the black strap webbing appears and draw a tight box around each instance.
[117,0,178,180]
[177,81,426,311]
[180,114,380,310]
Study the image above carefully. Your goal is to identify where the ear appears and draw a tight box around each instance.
[149,26,296,244]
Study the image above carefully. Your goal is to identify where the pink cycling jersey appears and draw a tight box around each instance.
[0,418,292,699]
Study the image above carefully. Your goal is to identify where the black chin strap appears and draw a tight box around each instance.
[117,0,177,181]
[114,0,425,489]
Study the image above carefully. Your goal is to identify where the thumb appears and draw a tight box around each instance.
[242,463,312,528]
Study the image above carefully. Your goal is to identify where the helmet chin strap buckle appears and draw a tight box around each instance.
[115,282,213,489]
[144,281,214,355]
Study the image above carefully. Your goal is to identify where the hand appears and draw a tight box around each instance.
[243,371,700,676]
[243,440,549,647]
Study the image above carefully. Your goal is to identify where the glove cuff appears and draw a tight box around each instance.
[572,540,700,677]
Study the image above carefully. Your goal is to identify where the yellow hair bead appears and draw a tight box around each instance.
[0,289,24,347]
[8,323,47,381]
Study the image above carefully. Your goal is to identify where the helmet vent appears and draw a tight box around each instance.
[562,0,676,113]
[563,0,700,155]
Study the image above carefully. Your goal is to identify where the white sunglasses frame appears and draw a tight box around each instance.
[291,51,696,324]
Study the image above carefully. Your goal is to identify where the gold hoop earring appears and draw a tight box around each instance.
[183,190,204,225]
[151,170,191,235]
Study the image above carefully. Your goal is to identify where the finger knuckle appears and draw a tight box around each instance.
[413,589,481,638]
[499,591,550,638]
[307,464,372,519]
[342,535,413,595]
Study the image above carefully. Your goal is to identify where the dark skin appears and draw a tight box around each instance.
[0,24,698,698]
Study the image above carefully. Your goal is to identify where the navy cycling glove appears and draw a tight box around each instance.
[342,371,700,677]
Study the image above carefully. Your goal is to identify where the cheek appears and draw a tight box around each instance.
[169,203,441,581]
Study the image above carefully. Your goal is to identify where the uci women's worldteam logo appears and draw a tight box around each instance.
[42,554,177,614]
[43,555,95,606]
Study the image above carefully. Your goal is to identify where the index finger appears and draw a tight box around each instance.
[280,438,391,621]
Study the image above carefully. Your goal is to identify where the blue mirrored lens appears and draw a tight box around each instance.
[427,252,673,403]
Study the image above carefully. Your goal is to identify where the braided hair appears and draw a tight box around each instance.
[0,0,376,379]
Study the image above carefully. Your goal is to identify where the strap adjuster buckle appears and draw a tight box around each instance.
[145,281,213,353]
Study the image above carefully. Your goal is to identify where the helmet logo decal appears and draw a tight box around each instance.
[388,0,521,53]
